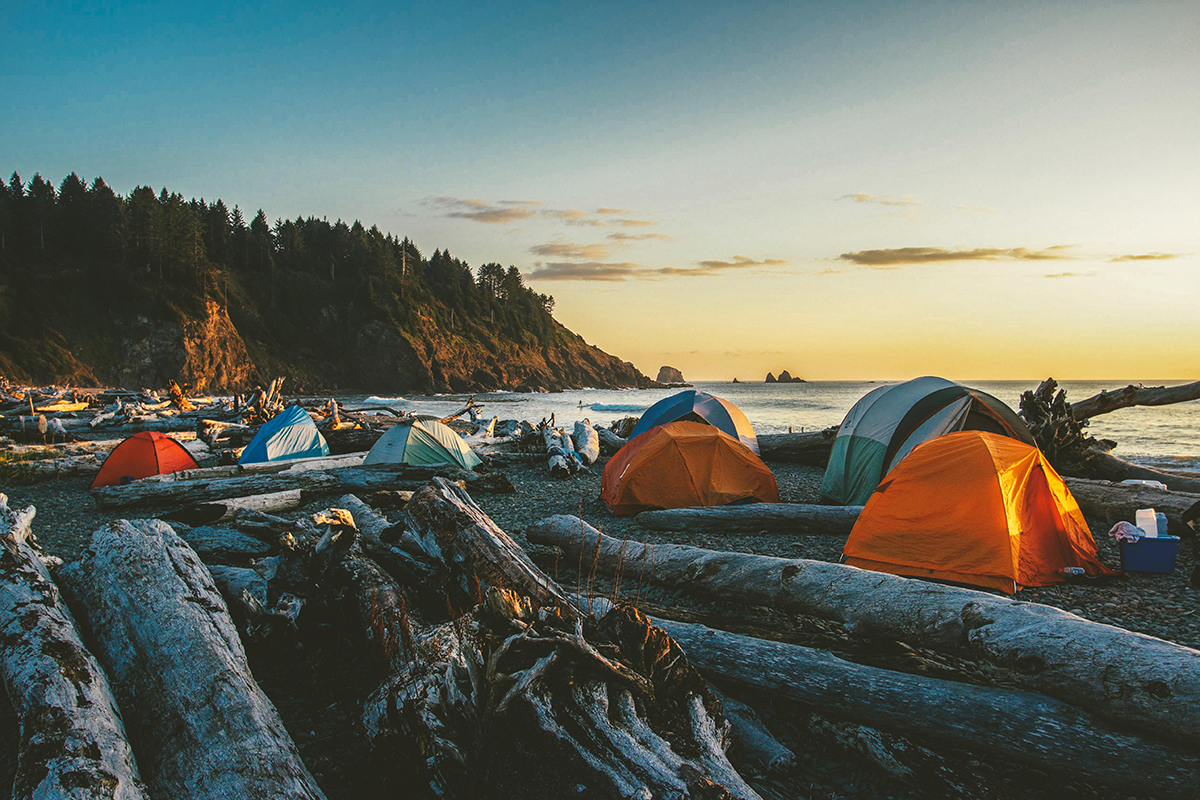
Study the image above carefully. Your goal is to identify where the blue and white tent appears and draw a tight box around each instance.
[239,405,330,464]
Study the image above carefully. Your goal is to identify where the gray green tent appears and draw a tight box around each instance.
[364,418,482,470]
[819,376,1034,506]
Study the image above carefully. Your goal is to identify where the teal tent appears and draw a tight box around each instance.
[239,405,330,464]
[364,418,482,470]
[819,376,1033,505]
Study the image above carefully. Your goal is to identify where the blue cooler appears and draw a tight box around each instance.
[1119,535,1180,574]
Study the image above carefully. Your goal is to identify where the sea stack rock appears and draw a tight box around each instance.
[656,366,685,384]
[765,373,777,383]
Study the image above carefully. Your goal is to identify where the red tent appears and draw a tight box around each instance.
[91,431,200,488]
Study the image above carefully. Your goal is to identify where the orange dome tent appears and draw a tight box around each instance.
[601,421,780,516]
[843,431,1115,594]
[91,431,200,488]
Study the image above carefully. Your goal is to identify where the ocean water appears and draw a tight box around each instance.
[350,379,1200,471]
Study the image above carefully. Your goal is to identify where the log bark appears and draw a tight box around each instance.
[572,419,600,465]
[716,693,795,775]
[91,465,428,509]
[166,489,304,526]
[175,525,277,563]
[542,425,573,479]
[55,519,326,800]
[323,426,388,455]
[0,496,148,800]
[92,471,340,509]
[1064,477,1200,536]
[636,503,863,535]
[141,452,365,483]
[757,426,839,465]
[1071,380,1200,420]
[655,618,1200,798]
[527,515,1200,748]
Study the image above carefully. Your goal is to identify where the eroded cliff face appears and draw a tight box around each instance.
[114,301,255,391]
[350,315,654,393]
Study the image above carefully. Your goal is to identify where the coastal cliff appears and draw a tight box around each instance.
[0,171,654,393]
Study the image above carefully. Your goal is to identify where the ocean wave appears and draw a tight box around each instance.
[589,403,648,412]
[364,396,407,404]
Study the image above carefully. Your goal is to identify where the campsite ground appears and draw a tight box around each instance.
[3,459,1195,799]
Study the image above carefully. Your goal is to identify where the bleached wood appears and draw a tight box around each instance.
[56,519,326,800]
[139,452,365,483]
[1064,477,1200,536]
[0,496,148,800]
[527,514,1200,747]
[542,425,572,479]
[636,503,863,535]
[350,478,760,799]
[91,471,340,509]
[168,489,303,526]
[594,425,626,456]
[1070,380,1200,420]
[757,426,839,465]
[655,618,1200,799]
[716,693,795,775]
[572,419,600,465]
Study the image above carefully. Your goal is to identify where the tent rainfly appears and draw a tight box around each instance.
[629,390,760,455]
[843,430,1115,594]
[364,418,481,470]
[820,376,1034,506]
[91,431,200,488]
[238,405,330,464]
[602,421,780,515]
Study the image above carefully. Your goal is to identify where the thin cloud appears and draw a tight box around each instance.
[529,261,640,281]
[839,192,922,207]
[839,245,1076,266]
[956,203,997,213]
[530,241,610,260]
[1109,252,1187,262]
[1045,272,1095,278]
[530,255,787,282]
[611,218,658,228]
[596,207,631,215]
[607,231,674,243]
[689,255,788,274]
[424,196,542,224]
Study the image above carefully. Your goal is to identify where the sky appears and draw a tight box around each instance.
[4,0,1199,381]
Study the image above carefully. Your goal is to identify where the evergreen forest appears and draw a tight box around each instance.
[0,171,648,392]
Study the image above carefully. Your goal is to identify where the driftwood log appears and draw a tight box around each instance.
[141,453,366,483]
[0,496,147,799]
[1064,477,1200,536]
[541,424,573,479]
[527,515,1200,747]
[1022,378,1200,491]
[757,426,839,465]
[636,503,864,535]
[595,425,627,456]
[56,519,326,800]
[572,418,600,465]
[656,618,1200,798]
[1070,380,1200,420]
[333,480,761,799]
[90,465,435,509]
[166,489,304,526]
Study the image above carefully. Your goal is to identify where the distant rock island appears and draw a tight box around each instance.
[0,170,657,394]
[765,371,806,383]
[656,366,688,386]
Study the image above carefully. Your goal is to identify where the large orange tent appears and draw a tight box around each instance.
[602,421,780,516]
[843,430,1115,594]
[91,431,200,488]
